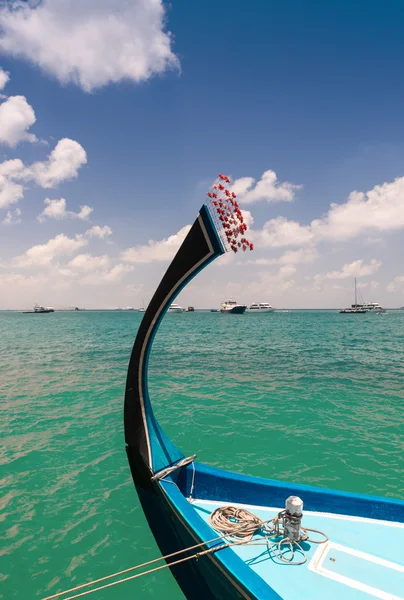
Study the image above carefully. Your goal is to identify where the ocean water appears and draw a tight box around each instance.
[1,309,403,599]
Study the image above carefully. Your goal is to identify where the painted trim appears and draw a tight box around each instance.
[137,214,216,470]
[308,541,404,600]
[191,499,404,529]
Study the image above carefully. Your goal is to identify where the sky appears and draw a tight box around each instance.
[1,0,404,309]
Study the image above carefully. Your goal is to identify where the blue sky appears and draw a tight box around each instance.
[1,0,404,308]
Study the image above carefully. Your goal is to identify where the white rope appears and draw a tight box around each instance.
[46,545,229,600]
[42,531,229,600]
[208,505,328,565]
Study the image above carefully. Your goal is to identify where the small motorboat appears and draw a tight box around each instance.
[246,302,274,313]
[23,304,54,314]
[168,303,184,313]
[124,176,404,600]
[220,299,246,314]
[186,306,195,312]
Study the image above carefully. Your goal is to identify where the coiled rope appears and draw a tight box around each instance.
[208,505,328,565]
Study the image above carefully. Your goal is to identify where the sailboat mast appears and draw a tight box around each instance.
[355,277,357,307]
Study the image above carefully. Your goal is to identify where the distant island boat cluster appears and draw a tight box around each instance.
[21,280,399,314]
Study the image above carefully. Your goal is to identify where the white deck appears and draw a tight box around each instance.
[190,498,404,600]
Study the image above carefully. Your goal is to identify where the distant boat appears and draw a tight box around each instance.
[186,306,195,312]
[360,302,387,313]
[168,303,184,313]
[339,279,368,313]
[220,299,246,314]
[23,304,54,314]
[138,307,146,313]
[246,302,274,313]
[210,309,219,312]
[124,306,135,311]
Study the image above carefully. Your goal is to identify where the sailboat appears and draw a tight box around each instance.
[124,177,404,599]
[338,278,368,313]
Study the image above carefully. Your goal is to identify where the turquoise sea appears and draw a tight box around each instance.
[1,309,403,599]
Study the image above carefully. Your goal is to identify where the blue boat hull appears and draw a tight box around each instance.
[220,306,246,314]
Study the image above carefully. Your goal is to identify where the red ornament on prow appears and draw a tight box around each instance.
[207,173,254,254]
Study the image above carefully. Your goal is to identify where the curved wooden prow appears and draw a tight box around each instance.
[124,205,225,483]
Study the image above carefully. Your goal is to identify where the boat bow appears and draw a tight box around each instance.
[124,205,225,480]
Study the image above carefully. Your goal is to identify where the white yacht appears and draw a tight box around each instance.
[168,303,184,313]
[246,302,274,313]
[359,302,387,313]
[339,280,387,313]
[220,299,247,314]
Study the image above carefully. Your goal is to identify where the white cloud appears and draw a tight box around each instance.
[14,233,88,267]
[312,177,404,240]
[323,259,382,279]
[244,258,276,266]
[2,207,21,225]
[250,175,404,251]
[214,252,234,267]
[245,247,318,266]
[278,247,318,265]
[0,66,9,90]
[26,138,87,188]
[85,225,112,239]
[0,271,47,288]
[102,263,134,281]
[387,275,404,293]
[231,170,301,204]
[241,209,254,227]
[0,158,25,208]
[80,262,134,285]
[38,197,93,222]
[0,0,179,93]
[0,95,37,146]
[278,264,297,277]
[256,217,314,248]
[0,139,87,210]
[121,224,191,263]
[67,253,110,272]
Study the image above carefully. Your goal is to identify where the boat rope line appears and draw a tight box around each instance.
[41,531,246,600]
[150,454,197,481]
[209,505,328,566]
[41,505,328,600]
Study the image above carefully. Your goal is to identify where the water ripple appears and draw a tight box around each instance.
[0,309,403,599]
